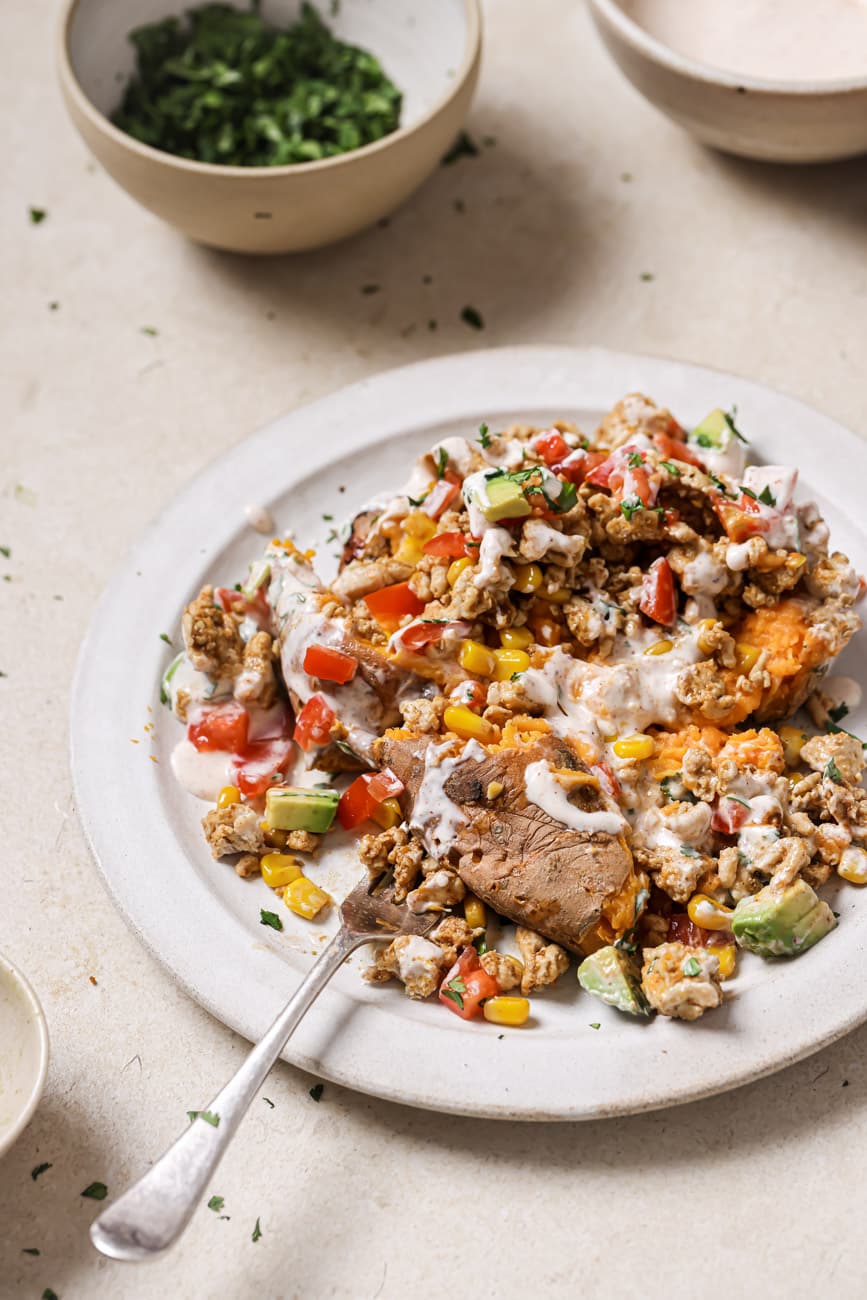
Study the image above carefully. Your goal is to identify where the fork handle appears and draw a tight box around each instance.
[90,926,365,1261]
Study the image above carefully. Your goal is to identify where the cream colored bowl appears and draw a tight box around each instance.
[58,0,481,253]
[0,953,49,1159]
[589,0,867,163]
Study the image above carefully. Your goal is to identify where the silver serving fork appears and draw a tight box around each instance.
[90,872,437,1261]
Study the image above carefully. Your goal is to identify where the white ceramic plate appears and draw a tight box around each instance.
[0,953,50,1157]
[71,346,867,1120]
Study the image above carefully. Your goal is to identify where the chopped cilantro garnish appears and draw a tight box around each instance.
[0,545,10,558]
[141,326,159,337]
[741,486,758,500]
[620,494,643,521]
[724,406,748,443]
[707,472,731,496]
[695,433,715,449]
[758,484,776,507]
[321,513,333,521]
[112,3,402,167]
[589,1022,601,1030]
[31,1163,52,1181]
[829,702,849,723]
[825,757,843,784]
[441,974,466,1009]
[42,1290,58,1300]
[252,1217,262,1242]
[81,1182,108,1201]
[477,422,491,449]
[441,131,479,164]
[262,1096,275,1107]
[627,452,644,468]
[260,909,283,931]
[461,305,484,330]
[660,773,697,805]
[309,1082,324,1102]
[208,1195,225,1212]
[22,1247,40,1255]
[639,271,654,282]
[29,207,47,224]
[435,447,448,479]
[159,632,172,646]
[360,283,380,295]
[659,460,680,475]
[682,956,701,977]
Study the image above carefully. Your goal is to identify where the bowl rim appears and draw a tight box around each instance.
[0,952,50,1160]
[57,0,482,177]
[590,0,867,97]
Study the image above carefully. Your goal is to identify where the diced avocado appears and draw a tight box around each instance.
[691,408,728,449]
[265,786,338,834]
[731,879,836,958]
[241,557,271,598]
[577,945,651,1017]
[482,475,532,523]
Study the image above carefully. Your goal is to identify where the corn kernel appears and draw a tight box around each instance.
[217,785,240,809]
[778,724,808,769]
[687,893,734,931]
[443,704,498,744]
[458,639,497,677]
[284,876,331,920]
[486,781,504,799]
[546,588,571,605]
[403,510,437,541]
[483,996,531,1027]
[645,639,673,656]
[465,895,486,928]
[711,943,737,980]
[261,853,302,889]
[394,535,425,566]
[838,845,867,885]
[492,648,530,681]
[500,626,533,650]
[612,734,655,761]
[734,642,760,673]
[447,556,473,586]
[512,563,543,594]
[696,619,719,655]
[371,796,402,830]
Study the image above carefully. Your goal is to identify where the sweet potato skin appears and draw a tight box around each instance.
[380,732,635,953]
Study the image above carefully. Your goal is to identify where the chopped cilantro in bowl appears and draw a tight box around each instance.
[111,1,402,168]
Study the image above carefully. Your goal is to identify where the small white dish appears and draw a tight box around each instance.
[589,0,867,163]
[0,954,49,1158]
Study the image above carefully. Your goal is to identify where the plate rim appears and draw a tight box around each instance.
[70,344,867,1120]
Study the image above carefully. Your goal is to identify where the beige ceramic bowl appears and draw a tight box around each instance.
[589,0,867,163]
[58,0,481,253]
[0,953,49,1159]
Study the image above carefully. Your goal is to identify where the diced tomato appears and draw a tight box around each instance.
[422,531,468,559]
[422,476,461,520]
[858,575,867,603]
[215,585,271,629]
[364,581,425,628]
[367,767,404,802]
[555,449,609,486]
[397,621,448,652]
[438,947,500,1020]
[234,737,293,797]
[652,431,705,469]
[639,556,677,627]
[585,447,653,507]
[623,463,652,508]
[711,796,750,835]
[714,498,766,544]
[585,453,617,489]
[450,680,486,711]
[593,761,622,803]
[535,430,570,466]
[293,694,336,752]
[337,774,377,829]
[303,644,358,684]
[188,701,249,754]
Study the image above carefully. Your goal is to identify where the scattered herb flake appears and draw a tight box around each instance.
[829,702,850,723]
[639,271,654,282]
[741,486,758,501]
[208,1195,225,1212]
[42,1290,58,1300]
[724,406,748,443]
[825,757,844,784]
[22,1247,40,1255]
[627,452,643,468]
[441,975,466,1009]
[49,301,60,311]
[477,422,491,449]
[159,632,173,646]
[0,545,9,558]
[360,283,380,295]
[262,1096,275,1108]
[680,845,699,858]
[620,494,643,521]
[453,198,466,214]
[309,1082,324,1102]
[29,207,47,224]
[260,908,283,931]
[659,460,681,476]
[461,305,483,330]
[81,1182,108,1201]
[112,4,402,167]
[321,513,333,521]
[682,956,702,977]
[435,447,448,479]
[589,1022,601,1030]
[441,131,479,164]
[188,1109,220,1126]
[758,484,776,507]
[252,1217,262,1242]
[141,326,159,337]
[31,1163,52,1181]
[428,319,438,331]
[620,171,632,182]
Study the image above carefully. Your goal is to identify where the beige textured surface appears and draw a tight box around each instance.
[2,2,867,1297]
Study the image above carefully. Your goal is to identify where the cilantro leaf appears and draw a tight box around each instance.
[682,956,701,977]
[81,1182,108,1201]
[659,460,681,475]
[42,1290,58,1300]
[435,447,448,479]
[589,1022,601,1030]
[309,1082,324,1102]
[825,757,843,784]
[620,494,643,521]
[829,702,849,723]
[741,486,758,501]
[29,207,47,224]
[441,975,466,1009]
[188,1109,220,1127]
[208,1195,225,1212]
[723,406,748,443]
[441,131,479,165]
[262,1096,275,1107]
[252,1217,262,1242]
[477,422,491,449]
[627,452,644,467]
[159,632,172,646]
[22,1247,40,1255]
[31,1163,52,1181]
[259,909,283,932]
[758,484,776,507]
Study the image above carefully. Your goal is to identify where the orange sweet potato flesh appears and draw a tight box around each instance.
[378,730,635,953]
